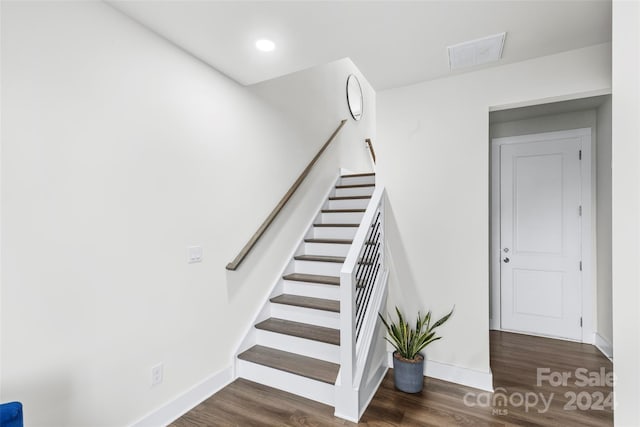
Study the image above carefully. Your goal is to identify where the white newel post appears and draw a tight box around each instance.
[334,268,359,421]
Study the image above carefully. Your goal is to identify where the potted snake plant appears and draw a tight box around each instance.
[379,306,454,393]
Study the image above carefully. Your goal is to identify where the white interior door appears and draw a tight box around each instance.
[500,135,583,340]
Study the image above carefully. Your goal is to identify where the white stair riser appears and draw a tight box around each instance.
[236,360,334,406]
[334,186,375,197]
[313,226,358,239]
[294,259,343,276]
[340,176,375,186]
[283,280,341,300]
[328,199,370,210]
[255,329,340,363]
[320,212,365,224]
[270,304,340,329]
[303,242,351,256]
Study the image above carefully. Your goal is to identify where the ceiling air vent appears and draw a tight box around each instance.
[447,32,506,70]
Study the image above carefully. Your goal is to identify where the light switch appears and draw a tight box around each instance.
[187,246,203,263]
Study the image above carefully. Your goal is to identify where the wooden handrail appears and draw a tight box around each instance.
[365,138,376,164]
[226,119,348,271]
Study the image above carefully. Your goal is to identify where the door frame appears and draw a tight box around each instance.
[490,128,594,344]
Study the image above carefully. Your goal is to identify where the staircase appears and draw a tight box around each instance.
[235,172,377,410]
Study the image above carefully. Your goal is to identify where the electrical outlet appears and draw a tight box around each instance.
[187,246,203,264]
[151,363,163,387]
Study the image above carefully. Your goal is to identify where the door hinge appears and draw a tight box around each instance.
[579,150,582,160]
[580,317,583,327]
[579,205,582,216]
[579,261,583,271]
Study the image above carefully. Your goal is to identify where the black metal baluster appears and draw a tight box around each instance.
[355,215,380,310]
[354,209,383,339]
[356,253,381,337]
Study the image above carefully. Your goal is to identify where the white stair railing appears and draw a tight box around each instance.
[335,185,388,421]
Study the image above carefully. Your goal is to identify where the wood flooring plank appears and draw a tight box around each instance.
[255,318,340,345]
[335,184,375,189]
[283,273,340,286]
[314,223,360,227]
[328,195,372,200]
[270,294,340,313]
[340,172,376,178]
[171,331,613,426]
[321,209,367,213]
[294,255,346,263]
[238,345,340,384]
[304,238,353,245]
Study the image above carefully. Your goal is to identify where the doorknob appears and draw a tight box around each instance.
[503,257,510,263]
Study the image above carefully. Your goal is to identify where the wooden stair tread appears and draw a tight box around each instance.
[321,209,366,213]
[270,294,340,313]
[283,273,340,286]
[328,195,372,200]
[238,345,339,384]
[255,318,340,345]
[313,223,360,227]
[335,183,375,189]
[304,238,353,245]
[341,172,375,178]
[294,255,345,263]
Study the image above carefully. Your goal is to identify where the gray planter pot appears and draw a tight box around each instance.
[392,352,425,393]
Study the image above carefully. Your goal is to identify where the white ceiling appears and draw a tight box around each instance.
[109,1,612,91]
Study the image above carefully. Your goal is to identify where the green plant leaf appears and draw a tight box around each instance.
[430,307,455,331]
[378,306,454,360]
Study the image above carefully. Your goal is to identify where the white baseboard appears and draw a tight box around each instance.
[425,360,494,392]
[130,366,233,427]
[387,353,493,392]
[595,333,613,360]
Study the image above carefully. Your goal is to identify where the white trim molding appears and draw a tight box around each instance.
[595,333,613,360]
[488,89,612,113]
[426,361,494,392]
[130,366,233,427]
[386,353,494,392]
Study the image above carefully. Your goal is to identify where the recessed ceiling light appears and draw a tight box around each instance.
[255,39,275,52]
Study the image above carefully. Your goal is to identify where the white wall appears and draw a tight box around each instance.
[490,110,597,139]
[596,97,613,349]
[611,0,640,425]
[377,43,611,377]
[0,2,372,426]
[249,57,376,175]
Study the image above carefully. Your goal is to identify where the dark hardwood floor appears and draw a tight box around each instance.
[171,331,613,426]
